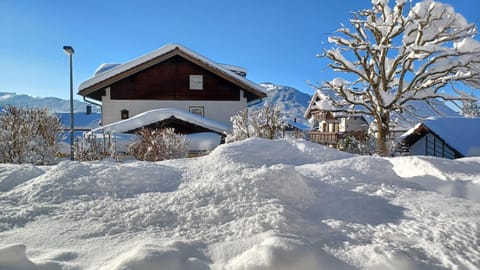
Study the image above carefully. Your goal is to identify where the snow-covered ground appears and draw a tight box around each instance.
[0,138,479,270]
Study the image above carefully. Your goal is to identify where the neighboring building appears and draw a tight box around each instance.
[304,90,369,146]
[304,88,461,147]
[78,44,266,136]
[397,117,480,159]
[283,119,310,139]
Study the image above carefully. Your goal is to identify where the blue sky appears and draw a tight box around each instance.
[0,0,479,100]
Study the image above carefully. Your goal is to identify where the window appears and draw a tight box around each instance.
[121,109,129,120]
[189,106,205,117]
[189,75,203,90]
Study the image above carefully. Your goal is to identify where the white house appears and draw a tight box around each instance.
[304,90,369,145]
[304,88,461,146]
[78,44,266,136]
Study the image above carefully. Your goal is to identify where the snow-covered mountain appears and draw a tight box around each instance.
[0,92,100,113]
[253,83,312,125]
[1,85,461,133]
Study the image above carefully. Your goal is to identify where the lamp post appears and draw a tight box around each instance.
[63,45,75,160]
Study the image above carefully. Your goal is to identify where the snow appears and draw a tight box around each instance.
[256,83,311,126]
[78,44,266,98]
[56,112,101,130]
[401,117,480,157]
[0,92,99,113]
[93,63,121,76]
[185,132,221,152]
[455,37,480,53]
[1,138,480,269]
[89,108,229,135]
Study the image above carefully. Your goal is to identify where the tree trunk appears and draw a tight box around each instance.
[375,113,390,156]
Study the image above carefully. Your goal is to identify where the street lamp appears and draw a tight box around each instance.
[63,45,75,160]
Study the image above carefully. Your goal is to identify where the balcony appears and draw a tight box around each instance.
[309,131,340,145]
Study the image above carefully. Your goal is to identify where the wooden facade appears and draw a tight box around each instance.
[309,131,340,145]
[79,45,266,103]
[78,44,266,131]
[109,56,243,101]
[128,116,225,137]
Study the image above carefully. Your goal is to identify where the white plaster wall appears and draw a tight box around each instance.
[101,88,246,126]
[341,117,368,133]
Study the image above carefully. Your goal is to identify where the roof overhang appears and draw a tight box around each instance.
[78,44,266,102]
[399,123,463,158]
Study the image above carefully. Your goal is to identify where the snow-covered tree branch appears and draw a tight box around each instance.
[322,0,480,155]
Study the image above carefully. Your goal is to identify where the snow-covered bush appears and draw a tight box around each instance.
[0,106,61,165]
[227,105,283,142]
[127,128,188,161]
[74,132,118,161]
[337,134,375,155]
[228,108,251,142]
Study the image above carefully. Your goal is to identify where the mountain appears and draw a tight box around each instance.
[1,85,461,133]
[0,92,100,113]
[253,83,312,125]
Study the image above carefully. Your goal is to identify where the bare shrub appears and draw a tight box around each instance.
[227,105,283,142]
[127,128,188,161]
[74,132,118,161]
[0,106,62,165]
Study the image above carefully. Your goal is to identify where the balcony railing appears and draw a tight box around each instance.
[309,131,340,145]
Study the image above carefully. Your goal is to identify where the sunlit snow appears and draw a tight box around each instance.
[0,138,479,269]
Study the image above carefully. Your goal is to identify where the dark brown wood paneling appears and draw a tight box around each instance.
[110,56,241,101]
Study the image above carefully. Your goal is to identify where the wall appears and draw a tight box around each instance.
[101,88,246,126]
[109,55,242,101]
[340,117,368,133]
[409,133,456,159]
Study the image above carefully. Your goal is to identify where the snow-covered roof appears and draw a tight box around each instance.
[89,108,229,135]
[305,88,460,132]
[304,89,364,119]
[78,44,266,100]
[401,117,480,157]
[56,112,101,130]
[93,63,121,76]
[219,63,247,77]
[287,120,310,131]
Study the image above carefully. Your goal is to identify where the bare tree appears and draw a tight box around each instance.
[74,132,119,161]
[227,105,283,142]
[322,0,480,155]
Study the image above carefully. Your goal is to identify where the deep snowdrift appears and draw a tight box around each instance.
[0,138,479,269]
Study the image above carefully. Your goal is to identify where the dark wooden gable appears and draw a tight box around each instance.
[125,116,225,137]
[109,55,242,101]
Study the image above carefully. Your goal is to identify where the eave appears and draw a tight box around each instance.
[78,44,266,102]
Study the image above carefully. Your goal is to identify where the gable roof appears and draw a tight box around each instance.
[304,89,460,132]
[400,117,480,157]
[78,44,266,101]
[304,89,361,119]
[88,108,229,135]
[286,120,310,131]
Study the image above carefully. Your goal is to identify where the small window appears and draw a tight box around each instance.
[189,75,203,90]
[121,109,129,120]
[189,106,204,117]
